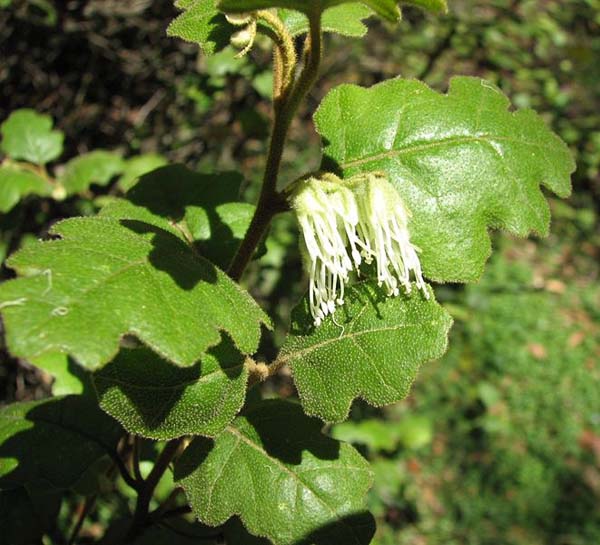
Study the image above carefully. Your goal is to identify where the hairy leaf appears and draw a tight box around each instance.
[168,0,233,55]
[93,339,248,440]
[0,215,270,369]
[60,150,124,195]
[175,400,375,545]
[0,396,122,490]
[279,282,452,422]
[0,166,51,213]
[0,109,64,165]
[315,77,574,282]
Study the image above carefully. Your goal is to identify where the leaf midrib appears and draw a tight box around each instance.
[225,425,369,545]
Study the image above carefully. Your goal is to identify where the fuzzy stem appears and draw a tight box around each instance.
[228,11,323,281]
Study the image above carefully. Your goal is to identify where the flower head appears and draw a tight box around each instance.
[291,173,429,326]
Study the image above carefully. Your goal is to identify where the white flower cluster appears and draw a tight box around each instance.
[291,173,429,326]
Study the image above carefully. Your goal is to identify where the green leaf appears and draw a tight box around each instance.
[0,109,64,165]
[315,77,575,283]
[175,400,375,545]
[279,282,452,422]
[102,164,254,268]
[0,395,122,490]
[0,215,270,370]
[60,150,125,195]
[93,339,248,440]
[168,0,233,55]
[279,3,373,37]
[117,153,168,192]
[0,488,61,545]
[29,352,90,395]
[0,165,51,213]
[219,0,401,22]
[332,419,397,451]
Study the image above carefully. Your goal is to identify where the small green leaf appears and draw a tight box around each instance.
[315,77,575,282]
[103,164,253,268]
[332,419,398,451]
[175,400,375,545]
[219,0,401,22]
[60,150,124,195]
[0,109,64,165]
[93,339,248,440]
[279,282,452,422]
[279,3,373,37]
[0,215,270,369]
[168,0,233,55]
[29,352,90,395]
[0,166,51,213]
[0,395,122,490]
[117,153,168,192]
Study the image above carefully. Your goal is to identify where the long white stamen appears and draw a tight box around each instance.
[292,174,429,325]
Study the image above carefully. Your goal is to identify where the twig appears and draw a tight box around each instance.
[67,495,97,545]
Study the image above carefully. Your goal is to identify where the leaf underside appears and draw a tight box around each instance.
[315,76,575,283]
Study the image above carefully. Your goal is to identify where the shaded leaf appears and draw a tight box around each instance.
[168,0,233,55]
[0,215,270,370]
[279,282,452,422]
[0,165,51,213]
[0,109,64,165]
[102,164,254,268]
[175,400,375,545]
[93,338,248,440]
[0,395,122,490]
[315,77,574,282]
[60,150,124,195]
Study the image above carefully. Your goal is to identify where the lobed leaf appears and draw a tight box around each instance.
[0,166,52,213]
[0,109,64,165]
[0,214,270,370]
[168,0,234,55]
[315,76,575,283]
[175,399,375,545]
[60,150,125,195]
[93,339,248,440]
[0,395,122,491]
[279,282,453,422]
